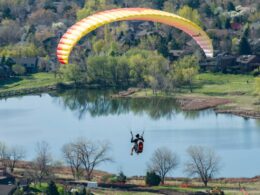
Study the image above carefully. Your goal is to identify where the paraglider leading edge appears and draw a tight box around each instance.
[57,8,214,64]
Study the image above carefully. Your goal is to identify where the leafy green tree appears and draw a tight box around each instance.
[87,56,111,85]
[128,53,148,85]
[0,44,40,57]
[12,64,26,75]
[60,63,87,84]
[177,5,202,26]
[77,0,114,20]
[172,55,199,92]
[144,52,168,94]
[46,181,59,195]
[93,39,106,55]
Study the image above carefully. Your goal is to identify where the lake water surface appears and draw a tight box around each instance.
[0,89,260,178]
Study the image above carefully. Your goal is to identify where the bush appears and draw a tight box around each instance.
[251,68,260,77]
[46,180,59,195]
[145,171,161,186]
[13,188,24,195]
[12,64,26,75]
[101,174,116,183]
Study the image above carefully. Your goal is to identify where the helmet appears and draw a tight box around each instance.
[136,134,140,138]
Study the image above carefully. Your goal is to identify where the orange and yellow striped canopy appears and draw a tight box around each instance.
[57,8,213,64]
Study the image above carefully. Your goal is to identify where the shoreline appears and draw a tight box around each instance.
[113,88,260,119]
[1,85,260,119]
[10,160,260,182]
[0,82,104,99]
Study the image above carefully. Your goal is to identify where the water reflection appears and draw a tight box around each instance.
[51,89,201,120]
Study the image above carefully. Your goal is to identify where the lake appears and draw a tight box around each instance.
[0,89,260,178]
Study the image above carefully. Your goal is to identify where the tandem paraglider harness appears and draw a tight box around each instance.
[131,131,144,154]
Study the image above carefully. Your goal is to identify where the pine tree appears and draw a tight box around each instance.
[227,2,235,11]
[238,23,252,55]
[239,37,252,55]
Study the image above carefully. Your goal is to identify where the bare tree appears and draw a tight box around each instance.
[76,139,112,180]
[32,141,53,185]
[184,146,221,187]
[0,19,22,46]
[62,142,83,180]
[0,142,8,166]
[147,147,179,184]
[6,146,26,172]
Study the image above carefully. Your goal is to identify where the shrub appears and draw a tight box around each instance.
[116,171,127,183]
[12,64,26,75]
[46,180,59,195]
[13,188,24,195]
[145,171,161,186]
[101,174,116,183]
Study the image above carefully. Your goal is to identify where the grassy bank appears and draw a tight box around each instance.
[130,73,260,117]
[1,72,260,117]
[0,73,64,93]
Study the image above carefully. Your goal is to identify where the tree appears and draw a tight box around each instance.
[177,6,202,27]
[184,146,221,187]
[225,17,231,29]
[12,64,26,75]
[116,171,127,183]
[147,147,179,184]
[32,141,52,185]
[0,142,8,166]
[239,24,252,55]
[28,8,58,26]
[62,142,83,180]
[144,52,169,94]
[46,180,59,195]
[172,55,199,92]
[59,63,87,84]
[6,146,26,172]
[75,138,112,180]
[87,56,111,85]
[185,0,200,9]
[227,2,235,11]
[0,19,22,46]
[239,37,252,55]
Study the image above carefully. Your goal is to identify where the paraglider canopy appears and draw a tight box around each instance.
[57,8,213,64]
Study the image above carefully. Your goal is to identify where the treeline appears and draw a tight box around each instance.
[59,49,199,92]
[0,0,259,61]
[1,139,222,194]
[0,0,260,85]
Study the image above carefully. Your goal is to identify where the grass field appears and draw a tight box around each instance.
[194,73,255,95]
[131,73,260,114]
[0,73,64,92]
